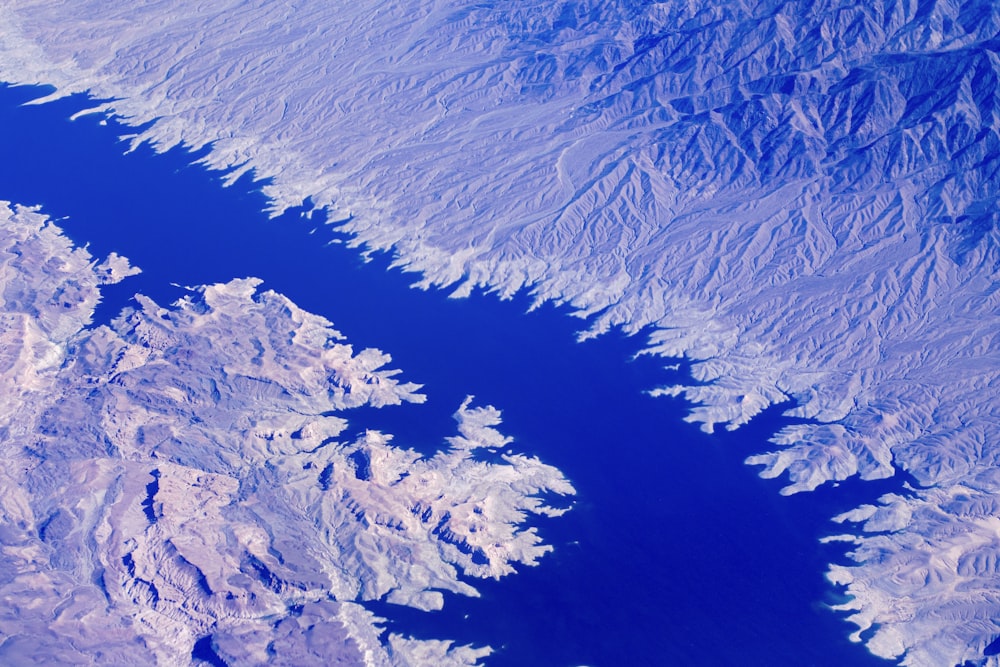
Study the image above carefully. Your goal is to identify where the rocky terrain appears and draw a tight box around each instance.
[0,202,572,665]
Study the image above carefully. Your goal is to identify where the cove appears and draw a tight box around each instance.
[0,83,898,666]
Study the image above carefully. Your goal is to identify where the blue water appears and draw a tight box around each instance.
[0,83,900,666]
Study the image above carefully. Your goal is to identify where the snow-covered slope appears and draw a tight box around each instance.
[0,1,998,663]
[0,202,572,665]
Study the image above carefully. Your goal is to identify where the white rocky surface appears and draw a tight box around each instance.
[0,1,999,663]
[0,202,572,666]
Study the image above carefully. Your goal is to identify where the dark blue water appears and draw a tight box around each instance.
[0,83,899,666]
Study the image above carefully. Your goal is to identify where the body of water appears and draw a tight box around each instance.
[0,83,898,666]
